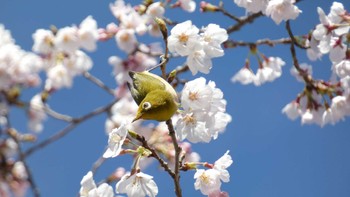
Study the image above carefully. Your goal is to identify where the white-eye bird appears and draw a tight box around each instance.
[127,71,179,122]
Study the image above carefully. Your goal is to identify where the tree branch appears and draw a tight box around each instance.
[224,37,292,48]
[7,128,40,197]
[166,119,182,197]
[24,99,118,157]
[226,12,264,34]
[43,104,73,122]
[83,71,115,95]
[217,5,241,22]
[285,21,313,84]
[133,132,175,178]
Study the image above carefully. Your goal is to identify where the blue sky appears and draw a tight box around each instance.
[1,0,350,197]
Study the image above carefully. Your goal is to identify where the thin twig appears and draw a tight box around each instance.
[226,12,264,34]
[174,65,189,75]
[166,119,182,197]
[285,21,313,84]
[224,37,292,48]
[218,5,241,22]
[83,71,115,95]
[24,99,118,157]
[43,104,73,122]
[134,133,175,178]
[91,155,106,174]
[20,155,40,197]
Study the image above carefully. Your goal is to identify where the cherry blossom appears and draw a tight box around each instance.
[201,24,228,58]
[54,26,80,54]
[78,15,99,51]
[80,171,114,197]
[179,0,196,12]
[232,56,285,86]
[46,63,73,90]
[28,94,47,132]
[282,101,301,121]
[32,29,54,54]
[103,123,129,158]
[115,28,137,53]
[176,77,231,143]
[168,21,227,75]
[194,169,222,195]
[0,26,44,91]
[116,172,158,197]
[213,150,233,183]
[105,93,139,133]
[233,0,268,13]
[186,47,213,75]
[231,67,255,85]
[0,24,13,45]
[109,0,133,20]
[341,76,350,96]
[333,60,350,79]
[265,0,301,25]
[168,20,200,56]
[194,151,232,196]
[12,161,28,180]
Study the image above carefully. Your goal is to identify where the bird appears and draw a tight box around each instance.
[127,71,179,122]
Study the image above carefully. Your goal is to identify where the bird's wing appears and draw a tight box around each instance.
[127,82,144,105]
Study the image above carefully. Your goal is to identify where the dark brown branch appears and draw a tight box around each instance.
[226,0,302,34]
[133,133,175,178]
[217,6,241,22]
[166,119,182,197]
[285,21,313,84]
[20,154,40,197]
[24,99,118,157]
[224,38,292,48]
[226,12,264,34]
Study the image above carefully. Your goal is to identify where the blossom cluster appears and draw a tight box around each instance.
[233,0,302,25]
[283,2,350,126]
[108,45,158,85]
[105,93,139,133]
[103,120,201,166]
[167,21,228,75]
[0,25,43,91]
[80,169,158,197]
[232,56,286,86]
[176,77,232,143]
[81,149,232,197]
[107,0,197,45]
[0,138,29,197]
[107,0,196,46]
[194,151,233,196]
[32,16,99,90]
[80,171,114,197]
[105,0,168,86]
[108,0,165,51]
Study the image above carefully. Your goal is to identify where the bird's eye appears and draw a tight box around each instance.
[142,102,151,110]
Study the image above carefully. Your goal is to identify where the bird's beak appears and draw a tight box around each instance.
[132,112,142,123]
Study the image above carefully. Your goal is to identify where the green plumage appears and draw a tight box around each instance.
[127,71,179,122]
[135,89,178,121]
[127,71,165,105]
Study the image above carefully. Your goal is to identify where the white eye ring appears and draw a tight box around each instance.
[142,102,151,110]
